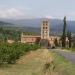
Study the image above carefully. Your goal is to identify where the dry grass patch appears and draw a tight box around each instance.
[17,49,53,64]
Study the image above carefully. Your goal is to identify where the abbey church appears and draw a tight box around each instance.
[21,20,60,47]
[21,20,61,47]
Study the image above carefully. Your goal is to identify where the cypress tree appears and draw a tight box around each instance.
[67,31,72,48]
[62,16,67,47]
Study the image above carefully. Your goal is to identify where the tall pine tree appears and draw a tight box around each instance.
[67,31,72,48]
[62,16,67,47]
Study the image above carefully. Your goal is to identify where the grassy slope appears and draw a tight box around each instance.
[0,49,75,75]
[51,50,75,75]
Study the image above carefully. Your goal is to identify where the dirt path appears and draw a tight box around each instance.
[17,49,53,64]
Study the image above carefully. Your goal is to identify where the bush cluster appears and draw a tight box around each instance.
[0,43,40,65]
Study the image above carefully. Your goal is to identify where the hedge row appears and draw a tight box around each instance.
[0,43,40,65]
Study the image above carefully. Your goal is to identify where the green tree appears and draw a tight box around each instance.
[67,31,72,48]
[0,43,40,65]
[0,27,3,33]
[62,16,67,47]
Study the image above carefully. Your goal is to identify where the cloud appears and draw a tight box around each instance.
[44,15,62,20]
[45,15,56,19]
[66,12,75,19]
[0,8,25,19]
[62,11,75,20]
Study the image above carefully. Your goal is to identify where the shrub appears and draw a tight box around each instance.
[0,43,40,65]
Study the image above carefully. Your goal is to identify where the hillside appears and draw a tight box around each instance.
[1,18,75,33]
[0,18,75,34]
[0,21,15,27]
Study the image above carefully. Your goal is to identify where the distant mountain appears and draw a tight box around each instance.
[0,18,75,34]
[0,21,15,27]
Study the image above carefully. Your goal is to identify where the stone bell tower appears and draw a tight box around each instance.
[41,20,49,39]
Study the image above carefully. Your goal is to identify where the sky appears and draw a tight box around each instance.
[0,0,75,20]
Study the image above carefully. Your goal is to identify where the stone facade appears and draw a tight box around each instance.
[41,21,49,39]
[21,33,41,44]
[48,36,60,47]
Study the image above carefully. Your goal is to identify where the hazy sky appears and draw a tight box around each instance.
[0,0,75,20]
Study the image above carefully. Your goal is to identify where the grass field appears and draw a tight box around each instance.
[0,49,75,75]
[65,47,75,52]
[51,50,75,75]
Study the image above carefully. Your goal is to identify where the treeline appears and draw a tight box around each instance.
[0,27,21,42]
[0,27,39,42]
[0,43,40,65]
